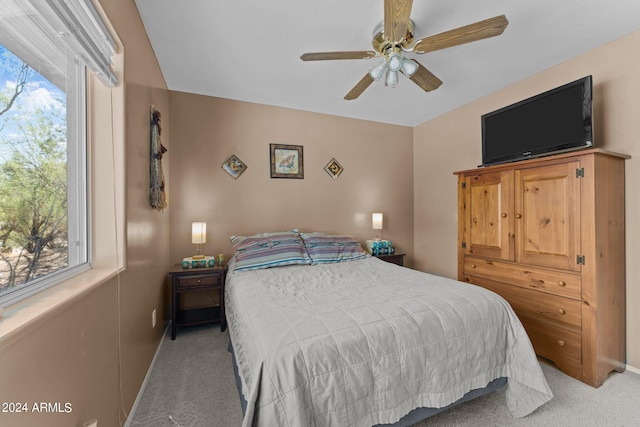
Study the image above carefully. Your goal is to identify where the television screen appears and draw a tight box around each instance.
[481,76,592,166]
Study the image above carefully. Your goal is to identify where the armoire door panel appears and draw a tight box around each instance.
[466,171,514,260]
[515,161,581,271]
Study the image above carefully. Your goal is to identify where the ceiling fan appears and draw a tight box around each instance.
[300,0,508,100]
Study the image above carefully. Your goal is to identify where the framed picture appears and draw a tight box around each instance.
[324,158,343,179]
[222,154,247,179]
[270,144,303,179]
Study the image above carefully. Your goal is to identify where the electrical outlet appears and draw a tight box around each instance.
[152,309,157,328]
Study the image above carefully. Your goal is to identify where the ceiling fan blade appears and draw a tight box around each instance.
[300,51,377,61]
[344,73,375,100]
[384,0,414,43]
[413,15,508,54]
[405,61,443,92]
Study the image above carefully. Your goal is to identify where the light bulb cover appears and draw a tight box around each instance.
[369,61,387,81]
[385,70,398,87]
[387,53,403,72]
[401,58,419,77]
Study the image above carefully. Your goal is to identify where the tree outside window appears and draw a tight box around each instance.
[0,44,69,292]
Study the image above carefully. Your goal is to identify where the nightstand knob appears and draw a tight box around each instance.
[557,281,566,287]
[558,308,566,315]
[515,213,522,219]
[470,264,476,269]
[557,340,566,347]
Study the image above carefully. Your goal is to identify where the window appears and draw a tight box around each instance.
[0,0,117,306]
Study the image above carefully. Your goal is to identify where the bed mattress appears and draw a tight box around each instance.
[225,257,552,427]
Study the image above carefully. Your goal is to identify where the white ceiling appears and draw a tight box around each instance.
[134,0,640,127]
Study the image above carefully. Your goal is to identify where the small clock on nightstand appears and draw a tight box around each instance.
[374,253,405,266]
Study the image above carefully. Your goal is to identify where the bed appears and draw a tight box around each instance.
[225,231,552,427]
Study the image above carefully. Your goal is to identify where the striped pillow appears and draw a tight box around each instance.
[301,234,370,264]
[231,231,311,272]
[230,229,299,247]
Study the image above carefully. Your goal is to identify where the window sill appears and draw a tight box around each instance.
[0,267,121,343]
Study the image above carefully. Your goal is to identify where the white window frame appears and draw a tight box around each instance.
[66,57,89,271]
[0,47,89,306]
[0,0,118,307]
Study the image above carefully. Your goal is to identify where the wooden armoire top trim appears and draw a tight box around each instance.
[453,148,630,176]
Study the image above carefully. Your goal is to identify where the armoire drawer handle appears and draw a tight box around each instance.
[470,264,476,269]
[557,281,566,287]
[557,340,566,347]
[501,213,507,218]
[515,213,522,219]
[558,309,566,315]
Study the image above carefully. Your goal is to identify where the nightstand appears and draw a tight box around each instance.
[375,253,405,266]
[168,264,227,340]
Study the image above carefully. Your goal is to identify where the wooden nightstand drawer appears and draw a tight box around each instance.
[176,274,221,290]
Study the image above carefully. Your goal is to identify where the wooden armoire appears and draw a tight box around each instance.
[455,148,628,387]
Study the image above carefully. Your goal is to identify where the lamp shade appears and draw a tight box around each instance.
[191,222,207,244]
[372,213,383,230]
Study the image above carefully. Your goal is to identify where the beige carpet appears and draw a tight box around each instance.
[128,324,640,426]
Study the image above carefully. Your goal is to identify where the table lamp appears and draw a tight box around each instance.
[372,213,383,240]
[191,222,206,259]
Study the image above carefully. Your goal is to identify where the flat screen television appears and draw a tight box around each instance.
[481,75,593,167]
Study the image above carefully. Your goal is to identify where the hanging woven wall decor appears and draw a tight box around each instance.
[150,105,168,211]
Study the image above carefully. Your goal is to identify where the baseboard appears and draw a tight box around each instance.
[124,321,170,427]
[626,364,640,375]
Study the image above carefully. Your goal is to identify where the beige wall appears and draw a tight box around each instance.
[101,0,172,416]
[0,0,171,425]
[414,30,640,370]
[0,276,121,426]
[168,92,414,269]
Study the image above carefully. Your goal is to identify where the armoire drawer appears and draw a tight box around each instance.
[464,256,581,299]
[520,317,583,380]
[466,275,581,332]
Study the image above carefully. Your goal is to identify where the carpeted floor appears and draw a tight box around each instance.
[128,324,640,427]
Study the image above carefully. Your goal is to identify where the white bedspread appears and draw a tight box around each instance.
[225,257,552,427]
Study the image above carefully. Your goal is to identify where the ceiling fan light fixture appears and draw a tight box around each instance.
[384,69,398,88]
[300,5,508,100]
[400,58,418,77]
[369,61,387,81]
